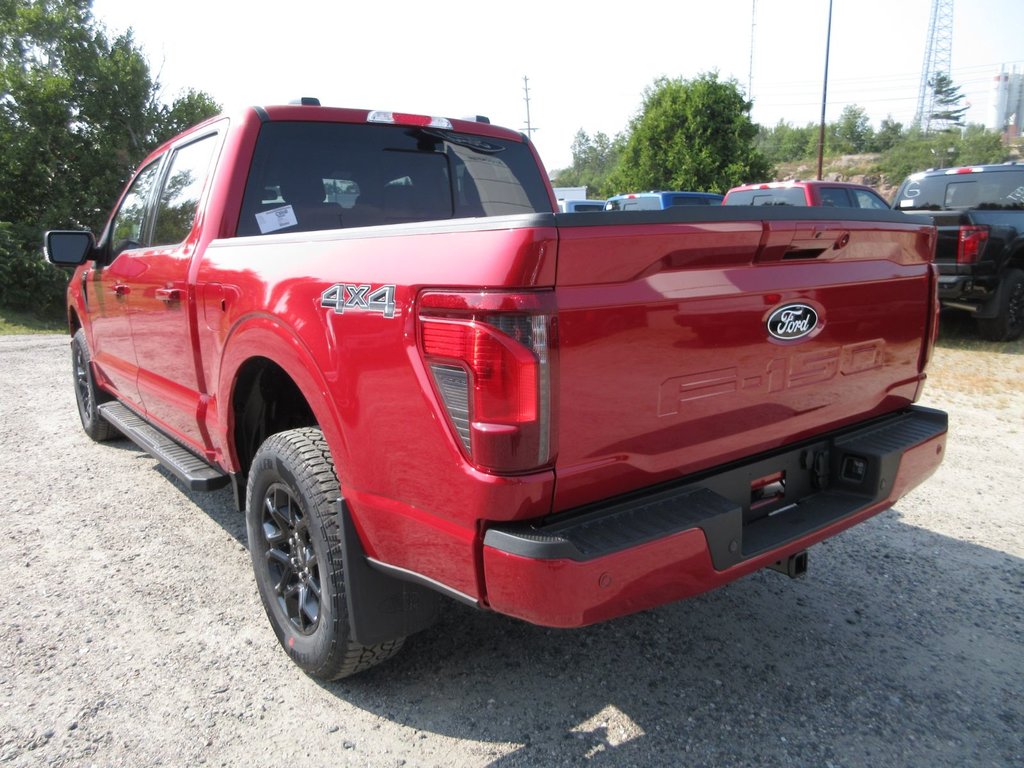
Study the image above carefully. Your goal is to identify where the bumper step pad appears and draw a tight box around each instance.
[485,406,947,571]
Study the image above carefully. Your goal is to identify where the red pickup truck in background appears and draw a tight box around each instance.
[45,100,947,680]
[723,179,891,209]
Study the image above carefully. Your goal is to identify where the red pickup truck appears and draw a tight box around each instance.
[45,101,947,680]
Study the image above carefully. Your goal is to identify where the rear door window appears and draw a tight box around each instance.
[819,187,853,207]
[852,189,890,209]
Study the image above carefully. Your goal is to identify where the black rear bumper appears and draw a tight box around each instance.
[485,406,948,572]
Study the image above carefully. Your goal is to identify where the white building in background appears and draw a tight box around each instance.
[990,67,1024,138]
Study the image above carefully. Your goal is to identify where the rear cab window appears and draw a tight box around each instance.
[604,196,662,211]
[724,188,807,206]
[237,122,552,236]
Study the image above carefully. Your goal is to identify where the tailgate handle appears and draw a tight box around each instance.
[758,222,850,262]
[784,227,851,259]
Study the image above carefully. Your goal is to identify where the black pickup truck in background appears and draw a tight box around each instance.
[893,164,1024,341]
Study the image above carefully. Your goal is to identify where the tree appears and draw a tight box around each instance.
[552,129,623,198]
[609,73,770,194]
[831,105,873,154]
[928,72,969,133]
[0,0,220,318]
[872,117,904,152]
[756,121,818,165]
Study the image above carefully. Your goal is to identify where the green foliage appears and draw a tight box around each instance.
[608,73,770,194]
[0,222,68,317]
[552,130,623,199]
[874,117,904,152]
[756,121,818,164]
[876,126,1007,184]
[831,105,873,154]
[754,97,1008,187]
[928,73,968,132]
[0,0,220,320]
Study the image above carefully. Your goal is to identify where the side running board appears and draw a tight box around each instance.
[98,402,229,491]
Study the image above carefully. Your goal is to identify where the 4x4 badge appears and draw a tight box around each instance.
[321,283,397,318]
[767,304,818,340]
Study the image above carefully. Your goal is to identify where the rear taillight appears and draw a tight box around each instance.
[418,291,555,473]
[957,226,989,264]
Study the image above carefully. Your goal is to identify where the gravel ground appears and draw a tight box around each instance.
[1,322,1021,768]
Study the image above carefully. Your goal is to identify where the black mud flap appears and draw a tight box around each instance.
[333,500,441,646]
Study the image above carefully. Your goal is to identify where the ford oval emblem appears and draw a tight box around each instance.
[767,304,818,340]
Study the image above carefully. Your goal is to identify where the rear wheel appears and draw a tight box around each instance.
[71,329,118,442]
[245,427,404,679]
[976,268,1024,341]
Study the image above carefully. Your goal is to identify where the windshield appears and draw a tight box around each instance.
[895,170,1024,211]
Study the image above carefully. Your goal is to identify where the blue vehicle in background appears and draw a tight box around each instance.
[604,191,724,210]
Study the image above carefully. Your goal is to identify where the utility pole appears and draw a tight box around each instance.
[748,0,756,99]
[522,76,538,137]
[816,0,833,180]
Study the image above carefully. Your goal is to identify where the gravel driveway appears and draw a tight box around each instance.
[1,327,1021,767]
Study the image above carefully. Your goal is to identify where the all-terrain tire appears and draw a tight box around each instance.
[71,328,118,442]
[245,427,405,680]
[976,268,1024,342]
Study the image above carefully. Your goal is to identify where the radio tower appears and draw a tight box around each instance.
[913,0,954,132]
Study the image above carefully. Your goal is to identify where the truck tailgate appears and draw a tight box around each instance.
[551,209,937,511]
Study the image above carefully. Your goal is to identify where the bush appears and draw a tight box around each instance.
[0,223,70,320]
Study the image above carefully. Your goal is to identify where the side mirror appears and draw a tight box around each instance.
[44,230,96,266]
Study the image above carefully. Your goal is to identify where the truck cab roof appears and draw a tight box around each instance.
[893,164,1024,211]
[604,191,724,211]
[723,180,889,209]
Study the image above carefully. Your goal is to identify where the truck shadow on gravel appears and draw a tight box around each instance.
[314,513,1020,767]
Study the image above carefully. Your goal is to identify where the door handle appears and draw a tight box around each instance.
[112,284,130,297]
[155,288,182,303]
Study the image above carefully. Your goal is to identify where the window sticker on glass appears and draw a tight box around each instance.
[256,205,298,234]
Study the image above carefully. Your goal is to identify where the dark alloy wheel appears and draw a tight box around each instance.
[71,329,118,442]
[245,427,405,679]
[260,482,323,634]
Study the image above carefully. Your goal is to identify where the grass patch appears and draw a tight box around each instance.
[927,311,1024,403]
[0,306,66,335]
[935,310,1024,356]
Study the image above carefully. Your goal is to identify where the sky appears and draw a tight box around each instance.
[90,0,1024,173]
